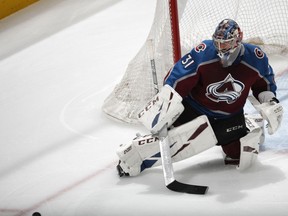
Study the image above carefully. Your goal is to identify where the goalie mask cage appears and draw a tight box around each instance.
[103,0,288,124]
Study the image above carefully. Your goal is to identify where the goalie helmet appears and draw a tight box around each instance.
[212,19,243,67]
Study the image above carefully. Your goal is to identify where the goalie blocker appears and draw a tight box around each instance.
[137,84,184,134]
[116,85,265,176]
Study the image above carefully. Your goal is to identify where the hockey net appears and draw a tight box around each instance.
[103,0,288,124]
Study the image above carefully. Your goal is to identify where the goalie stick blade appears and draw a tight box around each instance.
[166,180,208,195]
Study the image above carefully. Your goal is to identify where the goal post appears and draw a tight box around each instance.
[102,0,288,124]
[169,0,181,64]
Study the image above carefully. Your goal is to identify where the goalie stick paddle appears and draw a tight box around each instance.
[167,180,208,195]
[158,126,209,195]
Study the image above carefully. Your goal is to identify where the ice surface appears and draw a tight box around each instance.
[0,0,287,215]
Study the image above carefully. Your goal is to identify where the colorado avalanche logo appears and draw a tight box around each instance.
[206,74,244,104]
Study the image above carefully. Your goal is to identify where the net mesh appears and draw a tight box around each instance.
[103,0,288,123]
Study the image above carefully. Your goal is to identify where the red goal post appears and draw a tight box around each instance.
[103,0,288,124]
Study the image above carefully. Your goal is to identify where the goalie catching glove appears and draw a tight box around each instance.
[255,91,283,135]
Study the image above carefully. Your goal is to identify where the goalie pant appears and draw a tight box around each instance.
[116,114,263,177]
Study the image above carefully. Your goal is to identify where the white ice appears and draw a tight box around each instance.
[0,0,288,216]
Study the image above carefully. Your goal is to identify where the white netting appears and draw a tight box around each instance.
[103,0,288,123]
[180,0,288,55]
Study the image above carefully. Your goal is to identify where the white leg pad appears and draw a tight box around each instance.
[116,115,217,176]
[169,115,217,162]
[116,142,142,176]
[237,128,262,171]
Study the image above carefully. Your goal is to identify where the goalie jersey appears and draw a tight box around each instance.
[164,40,277,119]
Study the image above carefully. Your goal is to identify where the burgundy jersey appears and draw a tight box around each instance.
[164,40,277,118]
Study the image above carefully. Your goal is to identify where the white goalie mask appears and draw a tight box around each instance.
[212,19,243,67]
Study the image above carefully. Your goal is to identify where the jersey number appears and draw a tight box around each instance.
[182,54,194,68]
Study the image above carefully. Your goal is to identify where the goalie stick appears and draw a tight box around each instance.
[148,39,208,194]
[148,39,159,94]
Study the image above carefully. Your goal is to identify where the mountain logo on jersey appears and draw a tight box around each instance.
[205,74,244,104]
